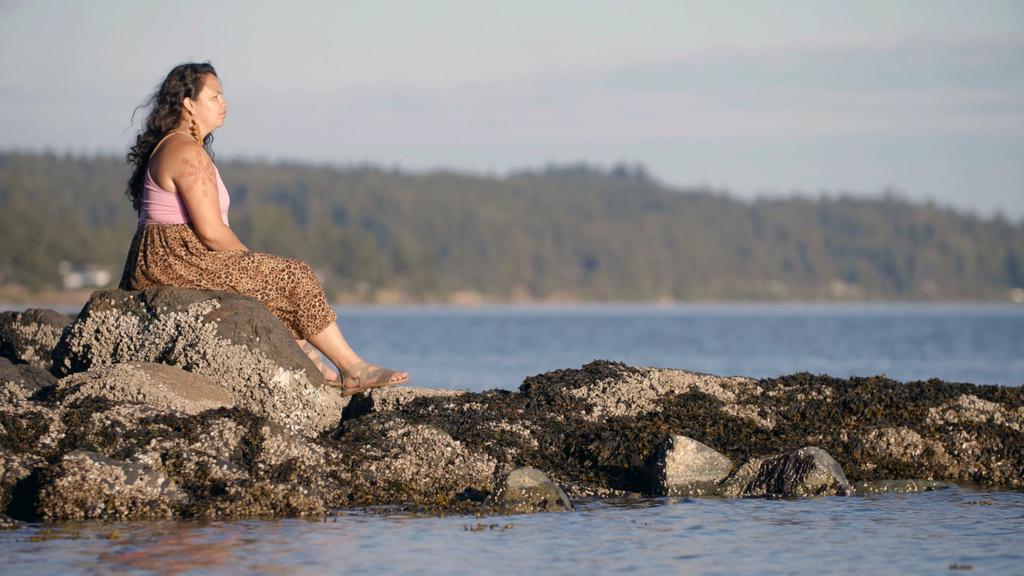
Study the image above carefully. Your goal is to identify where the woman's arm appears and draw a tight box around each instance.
[173,144,249,252]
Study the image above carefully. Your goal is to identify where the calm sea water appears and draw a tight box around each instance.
[2,490,1023,575]
[336,302,1024,390]
[2,303,1023,574]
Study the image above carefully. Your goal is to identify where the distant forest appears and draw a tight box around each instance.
[1,151,1022,302]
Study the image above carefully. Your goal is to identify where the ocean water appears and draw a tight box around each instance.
[2,489,1023,575]
[336,302,1024,391]
[2,303,1023,574]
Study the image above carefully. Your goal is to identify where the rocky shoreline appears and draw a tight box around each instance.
[1,287,1021,524]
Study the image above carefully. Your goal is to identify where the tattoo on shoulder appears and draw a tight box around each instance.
[180,149,216,197]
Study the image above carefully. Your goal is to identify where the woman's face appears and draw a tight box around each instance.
[186,74,228,134]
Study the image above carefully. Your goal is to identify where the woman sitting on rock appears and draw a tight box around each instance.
[119,62,408,395]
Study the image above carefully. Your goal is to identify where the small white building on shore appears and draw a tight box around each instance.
[58,261,112,290]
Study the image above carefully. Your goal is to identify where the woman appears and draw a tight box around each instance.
[119,62,408,395]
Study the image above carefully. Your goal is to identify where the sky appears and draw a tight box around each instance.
[1,0,1022,219]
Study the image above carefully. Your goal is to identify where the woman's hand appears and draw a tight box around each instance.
[173,143,248,252]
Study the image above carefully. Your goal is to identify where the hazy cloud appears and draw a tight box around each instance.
[1,1,1021,218]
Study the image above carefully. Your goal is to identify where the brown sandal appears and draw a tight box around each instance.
[331,361,410,397]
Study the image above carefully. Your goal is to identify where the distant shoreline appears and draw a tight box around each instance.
[4,153,1022,303]
[3,289,1022,314]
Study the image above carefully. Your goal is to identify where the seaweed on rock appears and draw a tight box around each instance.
[3,299,1024,520]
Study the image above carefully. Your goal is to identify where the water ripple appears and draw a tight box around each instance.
[2,488,1023,575]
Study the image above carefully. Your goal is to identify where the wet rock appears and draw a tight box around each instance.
[56,402,175,461]
[56,362,234,415]
[0,448,38,514]
[492,467,573,513]
[0,388,65,459]
[0,514,22,529]
[0,308,70,370]
[68,406,337,520]
[183,421,332,519]
[37,449,190,521]
[650,435,733,497]
[189,482,327,519]
[726,447,852,498]
[151,419,251,507]
[331,418,497,507]
[51,287,344,435]
[852,479,956,495]
[716,457,764,498]
[337,389,551,492]
[152,416,250,489]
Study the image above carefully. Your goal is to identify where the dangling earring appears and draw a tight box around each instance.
[189,114,202,145]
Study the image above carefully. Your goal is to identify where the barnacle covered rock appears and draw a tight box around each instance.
[51,288,343,435]
[0,308,70,370]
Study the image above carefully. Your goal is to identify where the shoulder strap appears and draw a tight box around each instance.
[148,131,188,160]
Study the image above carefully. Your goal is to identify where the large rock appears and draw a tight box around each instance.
[0,359,1022,521]
[650,435,733,497]
[492,467,573,513]
[0,308,70,369]
[51,288,344,435]
[56,362,234,415]
[722,447,852,498]
[37,449,190,521]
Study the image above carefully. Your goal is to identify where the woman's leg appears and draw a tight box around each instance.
[180,245,407,388]
[306,322,409,386]
[296,339,338,381]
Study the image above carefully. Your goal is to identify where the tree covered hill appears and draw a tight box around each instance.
[1,151,1021,302]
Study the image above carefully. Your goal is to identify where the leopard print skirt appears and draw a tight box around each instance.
[119,223,337,339]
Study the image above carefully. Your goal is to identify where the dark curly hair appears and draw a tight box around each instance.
[125,62,218,212]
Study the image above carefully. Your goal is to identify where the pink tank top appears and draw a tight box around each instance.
[139,161,231,226]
